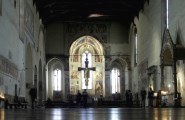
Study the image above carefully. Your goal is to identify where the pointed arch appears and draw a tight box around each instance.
[70,35,104,56]
[161,29,174,66]
[110,58,129,97]
[129,23,138,66]
[46,58,65,101]
[38,25,45,53]
[69,35,105,96]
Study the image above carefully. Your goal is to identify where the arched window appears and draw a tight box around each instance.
[111,68,120,94]
[162,0,169,29]
[82,51,92,89]
[53,69,61,91]
[166,0,169,28]
[134,28,138,65]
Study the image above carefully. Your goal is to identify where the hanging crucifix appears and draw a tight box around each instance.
[78,51,96,88]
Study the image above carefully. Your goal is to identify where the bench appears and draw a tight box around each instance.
[4,95,28,109]
[5,101,27,109]
[8,103,18,109]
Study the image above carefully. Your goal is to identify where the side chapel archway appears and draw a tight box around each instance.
[109,58,129,99]
[46,58,65,101]
[69,35,105,96]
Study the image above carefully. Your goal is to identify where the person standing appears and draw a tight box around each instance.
[76,90,81,107]
[82,89,88,108]
[140,88,146,108]
[148,87,154,107]
[156,90,161,107]
[125,90,129,107]
[128,90,133,107]
[29,88,37,109]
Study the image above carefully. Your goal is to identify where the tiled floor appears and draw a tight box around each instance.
[1,107,185,120]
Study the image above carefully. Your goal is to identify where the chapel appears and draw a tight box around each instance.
[0,0,185,108]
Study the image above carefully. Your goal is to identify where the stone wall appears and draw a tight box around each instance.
[0,0,45,100]
[46,22,130,56]
[130,0,162,94]
[130,0,185,106]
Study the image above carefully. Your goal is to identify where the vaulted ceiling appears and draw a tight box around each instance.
[33,0,147,26]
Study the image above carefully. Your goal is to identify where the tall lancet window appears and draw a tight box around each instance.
[162,0,169,29]
[166,0,169,28]
[134,28,138,65]
[111,68,120,94]
[53,69,61,91]
[82,51,92,89]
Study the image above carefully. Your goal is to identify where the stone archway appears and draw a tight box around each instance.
[38,25,45,53]
[46,58,65,101]
[109,57,129,99]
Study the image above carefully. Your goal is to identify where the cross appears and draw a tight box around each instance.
[78,52,96,88]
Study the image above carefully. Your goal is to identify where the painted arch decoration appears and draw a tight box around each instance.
[69,35,105,96]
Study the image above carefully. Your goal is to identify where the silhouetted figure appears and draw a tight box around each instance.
[128,90,133,107]
[148,88,154,107]
[82,89,88,108]
[140,89,146,108]
[176,92,182,107]
[46,98,52,107]
[99,94,103,105]
[156,90,161,107]
[112,93,115,101]
[4,99,9,109]
[67,93,73,108]
[76,90,81,107]
[115,92,121,100]
[29,88,37,109]
[125,90,129,106]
